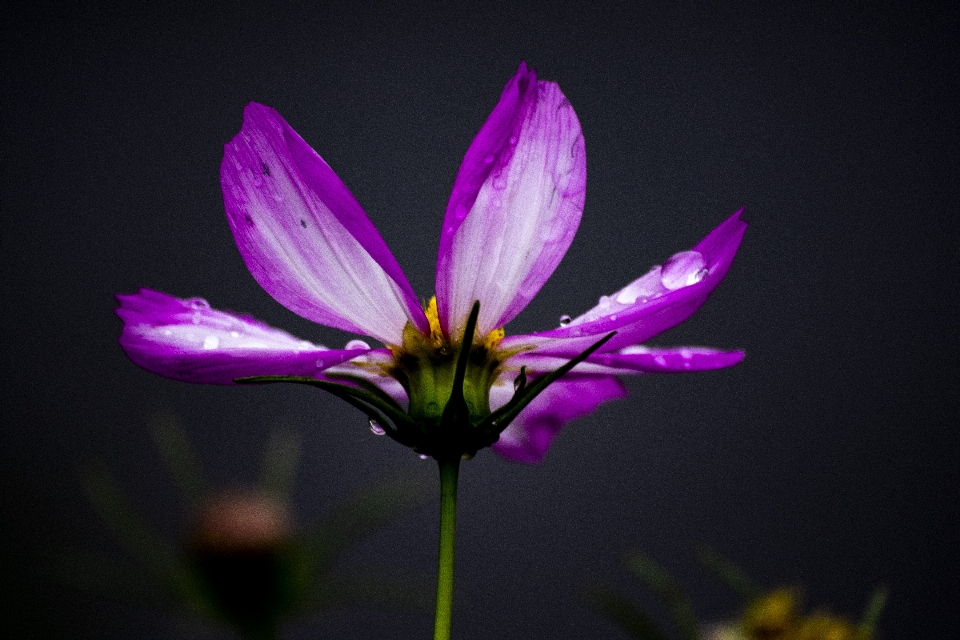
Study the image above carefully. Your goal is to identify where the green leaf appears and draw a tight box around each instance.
[696,545,762,602]
[625,550,701,640]
[148,410,205,507]
[79,463,186,589]
[856,585,888,639]
[301,475,430,578]
[584,585,671,640]
[259,428,301,501]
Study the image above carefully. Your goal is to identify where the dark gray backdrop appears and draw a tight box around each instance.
[3,2,958,638]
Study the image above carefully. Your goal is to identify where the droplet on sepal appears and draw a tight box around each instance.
[369,419,386,435]
[345,339,370,350]
[513,376,523,391]
[419,454,429,460]
[559,315,572,326]
[660,251,707,290]
[202,335,219,350]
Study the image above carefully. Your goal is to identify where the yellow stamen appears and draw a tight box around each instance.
[424,296,445,347]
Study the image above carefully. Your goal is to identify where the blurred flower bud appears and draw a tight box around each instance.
[186,490,301,638]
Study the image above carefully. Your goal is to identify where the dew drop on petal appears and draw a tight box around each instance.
[202,335,219,350]
[161,328,172,336]
[187,297,210,310]
[492,173,507,190]
[230,331,240,338]
[660,251,707,290]
[483,153,495,164]
[654,355,668,367]
[508,135,518,145]
[369,419,386,436]
[315,358,325,368]
[345,339,371,350]
[559,315,572,327]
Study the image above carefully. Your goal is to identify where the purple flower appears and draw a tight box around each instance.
[116,63,746,463]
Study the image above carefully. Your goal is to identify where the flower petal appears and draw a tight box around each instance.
[115,289,363,384]
[490,375,627,463]
[221,103,427,346]
[501,210,747,356]
[511,345,745,375]
[436,63,587,339]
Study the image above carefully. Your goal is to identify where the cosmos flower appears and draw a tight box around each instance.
[116,63,746,463]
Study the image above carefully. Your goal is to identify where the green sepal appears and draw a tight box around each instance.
[476,331,616,438]
[439,300,481,431]
[235,376,418,445]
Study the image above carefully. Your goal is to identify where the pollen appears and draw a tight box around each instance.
[424,297,445,347]
[484,326,504,350]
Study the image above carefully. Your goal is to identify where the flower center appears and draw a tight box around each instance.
[389,297,505,426]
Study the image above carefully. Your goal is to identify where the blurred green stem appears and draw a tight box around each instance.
[433,457,460,640]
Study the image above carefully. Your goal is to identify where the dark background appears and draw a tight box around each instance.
[3,2,958,638]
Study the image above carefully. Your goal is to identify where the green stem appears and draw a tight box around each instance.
[433,457,460,640]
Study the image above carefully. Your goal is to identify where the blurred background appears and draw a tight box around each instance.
[2,2,958,638]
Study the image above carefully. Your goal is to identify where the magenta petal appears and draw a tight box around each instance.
[489,375,627,463]
[501,210,747,355]
[436,63,587,338]
[512,346,745,375]
[115,289,363,384]
[221,103,427,346]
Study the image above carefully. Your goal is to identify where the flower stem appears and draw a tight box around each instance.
[433,457,460,640]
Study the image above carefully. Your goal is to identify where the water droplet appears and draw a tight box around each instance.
[483,153,495,164]
[315,358,325,368]
[514,376,523,391]
[369,419,386,435]
[427,401,439,414]
[419,454,429,460]
[455,204,468,219]
[660,251,707,290]
[654,355,668,367]
[202,335,219,350]
[559,315,572,326]
[508,135,518,145]
[680,349,693,359]
[230,331,240,338]
[609,314,617,321]
[161,329,172,336]
[191,312,202,324]
[492,173,507,190]
[345,339,370,350]
[187,297,210,310]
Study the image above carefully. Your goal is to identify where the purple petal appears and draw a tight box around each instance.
[436,63,587,339]
[490,375,627,463]
[115,289,364,384]
[512,345,745,375]
[221,103,427,346]
[501,209,747,355]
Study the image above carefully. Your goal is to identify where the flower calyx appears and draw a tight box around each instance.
[236,302,614,461]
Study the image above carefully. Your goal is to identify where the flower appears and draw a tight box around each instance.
[116,63,746,463]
